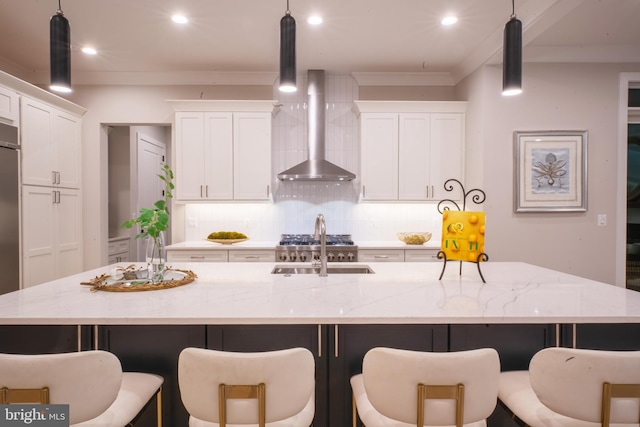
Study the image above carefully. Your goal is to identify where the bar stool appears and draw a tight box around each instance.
[350,347,501,427]
[177,347,315,427]
[498,347,640,427]
[0,350,163,427]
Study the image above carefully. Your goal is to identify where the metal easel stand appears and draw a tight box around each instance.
[437,250,489,283]
[436,179,489,283]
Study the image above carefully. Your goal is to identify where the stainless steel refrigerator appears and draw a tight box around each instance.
[0,122,20,295]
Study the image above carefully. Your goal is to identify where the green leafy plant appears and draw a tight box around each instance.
[122,164,175,241]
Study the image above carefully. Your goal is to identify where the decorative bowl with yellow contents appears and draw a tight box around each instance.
[397,232,432,245]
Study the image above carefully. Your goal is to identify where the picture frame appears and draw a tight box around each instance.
[514,130,588,212]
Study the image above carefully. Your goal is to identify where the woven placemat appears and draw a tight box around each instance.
[81,267,197,292]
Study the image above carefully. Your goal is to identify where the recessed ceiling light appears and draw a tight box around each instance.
[172,14,189,24]
[307,15,323,25]
[441,16,458,26]
[81,46,97,55]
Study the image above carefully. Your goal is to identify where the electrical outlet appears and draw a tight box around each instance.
[187,217,198,228]
[597,214,607,226]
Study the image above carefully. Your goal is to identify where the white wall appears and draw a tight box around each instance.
[458,63,640,285]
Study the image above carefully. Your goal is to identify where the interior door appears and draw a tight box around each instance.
[135,132,167,261]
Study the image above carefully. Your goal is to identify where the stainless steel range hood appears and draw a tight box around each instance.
[278,70,356,181]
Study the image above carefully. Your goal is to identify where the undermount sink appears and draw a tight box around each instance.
[271,264,375,275]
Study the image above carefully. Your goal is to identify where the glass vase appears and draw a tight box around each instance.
[145,232,166,283]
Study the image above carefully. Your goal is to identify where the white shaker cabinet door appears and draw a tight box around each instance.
[54,109,81,189]
[175,112,235,200]
[429,113,464,201]
[21,98,54,187]
[233,112,271,200]
[398,113,431,200]
[22,186,82,288]
[55,188,83,279]
[21,97,81,189]
[204,112,233,199]
[360,113,399,200]
[175,112,207,200]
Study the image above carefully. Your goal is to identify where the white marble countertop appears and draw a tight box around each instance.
[1,262,639,326]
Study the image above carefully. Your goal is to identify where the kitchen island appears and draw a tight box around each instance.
[1,261,639,325]
[1,261,639,427]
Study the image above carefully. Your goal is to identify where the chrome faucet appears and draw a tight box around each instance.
[314,213,328,276]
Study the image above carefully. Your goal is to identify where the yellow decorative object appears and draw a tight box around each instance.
[441,210,486,262]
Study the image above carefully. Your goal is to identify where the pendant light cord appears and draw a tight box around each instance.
[57,0,63,14]
[511,0,516,18]
[285,0,291,16]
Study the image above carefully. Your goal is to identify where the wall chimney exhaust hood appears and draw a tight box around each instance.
[278,70,356,181]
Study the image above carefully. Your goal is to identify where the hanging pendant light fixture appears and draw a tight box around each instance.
[279,0,296,92]
[50,0,72,93]
[502,0,522,96]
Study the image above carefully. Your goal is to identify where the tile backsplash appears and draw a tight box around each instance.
[183,74,444,243]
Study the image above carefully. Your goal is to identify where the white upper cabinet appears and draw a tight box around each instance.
[21,96,81,189]
[354,101,466,202]
[0,85,19,124]
[233,112,272,200]
[175,112,233,200]
[428,113,464,201]
[360,113,399,200]
[171,100,275,202]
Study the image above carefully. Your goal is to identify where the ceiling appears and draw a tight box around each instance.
[0,0,639,88]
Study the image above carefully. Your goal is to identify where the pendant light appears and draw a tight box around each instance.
[502,0,522,96]
[50,0,71,93]
[279,0,296,93]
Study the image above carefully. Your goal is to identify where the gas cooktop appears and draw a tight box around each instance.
[276,234,358,262]
[278,234,354,246]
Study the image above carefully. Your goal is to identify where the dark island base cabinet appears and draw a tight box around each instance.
[206,324,328,427]
[0,325,92,353]
[99,325,206,427]
[329,324,448,427]
[571,323,640,350]
[449,324,558,371]
[1,323,639,427]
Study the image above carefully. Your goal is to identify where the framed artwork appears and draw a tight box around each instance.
[514,130,587,212]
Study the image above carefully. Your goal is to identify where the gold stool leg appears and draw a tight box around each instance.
[156,387,162,427]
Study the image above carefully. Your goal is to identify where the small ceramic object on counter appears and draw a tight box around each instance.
[397,232,432,245]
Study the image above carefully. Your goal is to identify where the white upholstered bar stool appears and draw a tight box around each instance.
[350,347,501,427]
[177,347,315,427]
[0,350,163,427]
[498,347,640,427]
